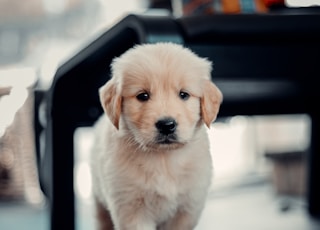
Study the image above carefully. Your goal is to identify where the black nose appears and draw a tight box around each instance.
[155,118,177,135]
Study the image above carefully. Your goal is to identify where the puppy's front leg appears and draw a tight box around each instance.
[112,205,156,230]
[95,199,114,230]
[159,209,200,230]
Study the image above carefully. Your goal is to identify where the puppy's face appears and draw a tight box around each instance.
[100,43,222,150]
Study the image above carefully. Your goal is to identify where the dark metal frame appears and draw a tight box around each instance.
[37,13,320,230]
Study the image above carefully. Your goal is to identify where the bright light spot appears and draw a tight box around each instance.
[0,88,28,136]
[0,67,36,88]
[74,128,94,202]
[209,117,250,182]
[0,68,37,137]
[75,162,92,200]
[286,0,320,7]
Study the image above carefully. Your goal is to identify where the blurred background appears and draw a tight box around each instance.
[0,0,320,229]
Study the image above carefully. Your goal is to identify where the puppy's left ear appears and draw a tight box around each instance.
[201,80,223,127]
[99,79,122,129]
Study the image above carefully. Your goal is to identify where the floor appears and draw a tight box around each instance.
[197,184,320,230]
[1,183,319,230]
[0,201,48,230]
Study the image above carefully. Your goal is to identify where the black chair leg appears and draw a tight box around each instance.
[308,110,320,218]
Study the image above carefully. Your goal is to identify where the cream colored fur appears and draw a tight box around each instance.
[91,43,222,230]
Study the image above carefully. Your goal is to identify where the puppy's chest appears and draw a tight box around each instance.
[129,154,196,198]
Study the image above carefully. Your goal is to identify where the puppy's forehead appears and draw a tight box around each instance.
[112,43,212,95]
[113,43,211,75]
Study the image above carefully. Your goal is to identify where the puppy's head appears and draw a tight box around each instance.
[99,43,222,149]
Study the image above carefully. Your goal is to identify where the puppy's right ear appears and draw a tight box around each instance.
[99,79,122,129]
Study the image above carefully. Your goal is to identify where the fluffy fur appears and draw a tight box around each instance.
[91,43,222,230]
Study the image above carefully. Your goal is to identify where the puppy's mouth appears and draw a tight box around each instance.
[156,133,178,145]
[143,133,185,150]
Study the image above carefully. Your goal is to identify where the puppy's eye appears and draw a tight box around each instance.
[179,91,190,100]
[136,92,150,102]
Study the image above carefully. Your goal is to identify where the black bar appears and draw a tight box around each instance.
[308,110,320,218]
[40,12,320,230]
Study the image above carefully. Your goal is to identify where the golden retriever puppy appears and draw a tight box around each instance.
[91,42,222,230]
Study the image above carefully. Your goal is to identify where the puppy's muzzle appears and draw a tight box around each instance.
[155,118,178,144]
[155,118,177,135]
